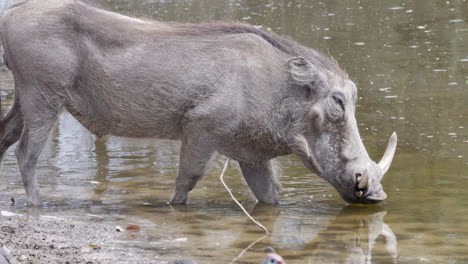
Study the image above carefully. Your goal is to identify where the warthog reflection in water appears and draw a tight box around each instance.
[213,205,397,263]
[287,206,398,263]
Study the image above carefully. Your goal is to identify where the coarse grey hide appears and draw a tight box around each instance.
[0,0,397,206]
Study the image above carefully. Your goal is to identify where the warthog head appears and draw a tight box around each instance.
[287,57,397,204]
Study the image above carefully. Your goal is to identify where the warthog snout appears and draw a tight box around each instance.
[348,132,397,204]
[352,163,387,204]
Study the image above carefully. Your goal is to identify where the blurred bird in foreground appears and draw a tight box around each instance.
[261,247,286,264]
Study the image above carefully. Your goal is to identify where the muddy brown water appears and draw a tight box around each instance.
[1,0,468,263]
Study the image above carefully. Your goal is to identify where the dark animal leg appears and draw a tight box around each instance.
[239,160,280,205]
[170,137,214,204]
[0,94,24,169]
[14,90,60,206]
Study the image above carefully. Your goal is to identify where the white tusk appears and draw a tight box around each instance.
[378,132,397,175]
[357,166,371,189]
[358,172,369,189]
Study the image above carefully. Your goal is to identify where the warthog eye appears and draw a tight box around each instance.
[326,92,345,122]
[332,93,345,111]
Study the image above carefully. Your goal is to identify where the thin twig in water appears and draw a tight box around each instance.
[228,233,269,264]
[219,159,270,234]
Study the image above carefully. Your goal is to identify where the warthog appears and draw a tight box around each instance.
[0,0,396,206]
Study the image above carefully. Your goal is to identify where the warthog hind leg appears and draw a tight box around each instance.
[0,94,24,169]
[239,160,280,205]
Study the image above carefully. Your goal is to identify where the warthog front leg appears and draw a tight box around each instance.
[170,137,214,204]
[239,160,280,205]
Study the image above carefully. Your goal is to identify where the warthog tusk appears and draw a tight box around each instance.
[355,191,363,198]
[378,132,398,175]
[356,175,362,182]
[357,170,369,189]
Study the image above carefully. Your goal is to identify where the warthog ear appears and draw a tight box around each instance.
[287,57,319,86]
